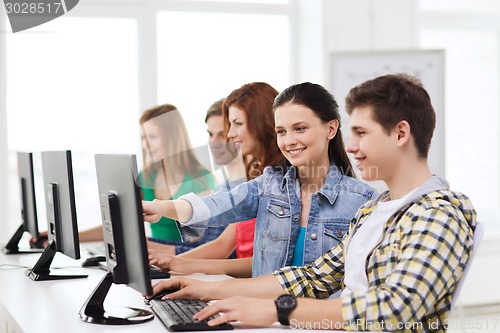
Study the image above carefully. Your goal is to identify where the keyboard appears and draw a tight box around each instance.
[150,298,233,331]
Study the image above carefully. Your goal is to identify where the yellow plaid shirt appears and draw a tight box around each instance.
[273,189,477,332]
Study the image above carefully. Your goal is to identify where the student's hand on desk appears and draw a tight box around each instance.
[148,251,195,274]
[142,200,162,223]
[194,296,277,327]
[150,276,220,302]
[148,249,176,271]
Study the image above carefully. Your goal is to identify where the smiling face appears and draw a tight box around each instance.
[346,106,398,182]
[206,115,235,165]
[227,105,257,157]
[274,102,336,169]
[141,120,166,165]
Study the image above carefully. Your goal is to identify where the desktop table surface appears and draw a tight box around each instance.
[0,242,348,333]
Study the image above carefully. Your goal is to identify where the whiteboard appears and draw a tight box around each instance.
[329,50,445,177]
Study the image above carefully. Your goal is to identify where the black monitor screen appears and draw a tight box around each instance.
[79,154,153,325]
[18,152,40,239]
[25,150,87,281]
[3,152,42,254]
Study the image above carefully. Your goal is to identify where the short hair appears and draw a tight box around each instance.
[205,98,224,123]
[345,73,436,158]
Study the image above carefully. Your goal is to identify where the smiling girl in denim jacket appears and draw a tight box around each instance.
[144,82,377,277]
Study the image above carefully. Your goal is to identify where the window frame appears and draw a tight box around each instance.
[0,0,297,238]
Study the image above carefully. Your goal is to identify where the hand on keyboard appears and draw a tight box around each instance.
[149,276,280,328]
[151,276,215,301]
[150,298,233,331]
[193,296,277,327]
[148,250,195,274]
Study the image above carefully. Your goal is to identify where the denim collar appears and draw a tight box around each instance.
[280,163,342,204]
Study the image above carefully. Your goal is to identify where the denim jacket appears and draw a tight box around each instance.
[179,163,377,277]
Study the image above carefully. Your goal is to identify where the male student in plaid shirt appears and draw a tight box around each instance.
[149,73,477,332]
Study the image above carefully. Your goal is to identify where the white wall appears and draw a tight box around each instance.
[294,0,325,84]
[0,6,10,238]
[324,0,417,69]
[317,0,500,307]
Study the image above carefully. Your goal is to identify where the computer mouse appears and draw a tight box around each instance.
[82,255,106,267]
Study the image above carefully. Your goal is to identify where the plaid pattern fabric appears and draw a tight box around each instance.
[274,189,476,332]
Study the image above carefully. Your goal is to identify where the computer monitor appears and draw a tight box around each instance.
[3,152,44,254]
[79,154,154,325]
[25,150,88,281]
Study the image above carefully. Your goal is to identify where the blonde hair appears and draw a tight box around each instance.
[140,104,210,188]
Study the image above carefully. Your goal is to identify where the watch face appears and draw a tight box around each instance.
[277,295,296,310]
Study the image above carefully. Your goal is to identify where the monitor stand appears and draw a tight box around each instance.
[79,272,154,325]
[2,224,44,254]
[25,240,88,281]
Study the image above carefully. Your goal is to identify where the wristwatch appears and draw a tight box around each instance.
[274,294,297,325]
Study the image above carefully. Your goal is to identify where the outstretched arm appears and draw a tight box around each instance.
[151,274,284,301]
[150,255,253,278]
[142,198,193,223]
[148,224,253,277]
[32,226,103,245]
[79,226,104,242]
[177,224,237,259]
[195,296,343,328]
[148,224,235,265]
[147,223,234,257]
[144,177,261,230]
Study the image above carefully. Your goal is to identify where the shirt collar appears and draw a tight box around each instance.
[280,163,343,204]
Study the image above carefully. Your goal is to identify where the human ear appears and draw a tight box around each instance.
[395,120,411,146]
[327,120,339,140]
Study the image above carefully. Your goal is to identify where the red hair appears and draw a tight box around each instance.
[222,82,283,179]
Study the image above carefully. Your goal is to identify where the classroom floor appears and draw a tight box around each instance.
[447,304,500,333]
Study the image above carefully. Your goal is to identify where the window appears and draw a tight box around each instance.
[2,1,293,236]
[5,17,139,230]
[157,11,289,147]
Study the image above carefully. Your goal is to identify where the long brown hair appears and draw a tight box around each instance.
[222,82,284,179]
[140,104,211,188]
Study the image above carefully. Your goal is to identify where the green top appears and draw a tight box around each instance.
[141,169,215,241]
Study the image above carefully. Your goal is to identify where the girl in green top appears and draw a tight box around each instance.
[140,104,215,241]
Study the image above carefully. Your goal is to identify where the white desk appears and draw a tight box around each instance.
[0,247,164,333]
[0,246,337,333]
